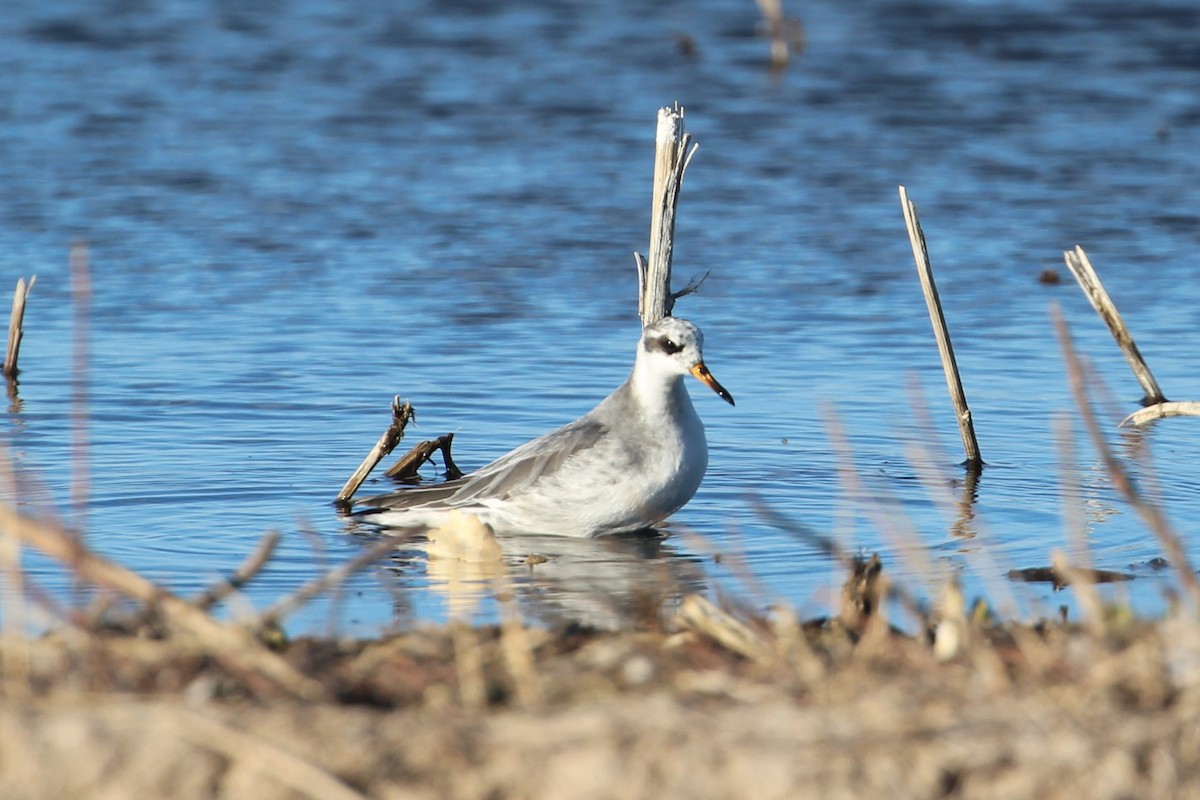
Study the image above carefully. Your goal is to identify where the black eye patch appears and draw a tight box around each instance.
[648,336,684,355]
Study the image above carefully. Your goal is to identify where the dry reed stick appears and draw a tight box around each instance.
[899,186,983,468]
[1052,304,1200,609]
[0,502,323,699]
[1062,245,1166,406]
[3,275,35,379]
[336,397,413,504]
[635,103,699,327]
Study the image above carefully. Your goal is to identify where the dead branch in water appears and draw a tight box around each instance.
[336,397,414,504]
[1062,246,1166,406]
[3,275,35,379]
[385,432,463,481]
[635,103,700,327]
[898,186,984,469]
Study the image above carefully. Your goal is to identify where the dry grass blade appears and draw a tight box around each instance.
[749,498,929,627]
[253,534,406,630]
[1121,401,1200,427]
[0,502,323,699]
[898,186,983,468]
[191,530,280,612]
[3,275,35,379]
[1062,245,1166,406]
[677,594,774,665]
[1052,304,1200,609]
[336,397,414,504]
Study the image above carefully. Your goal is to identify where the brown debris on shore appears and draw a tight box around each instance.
[3,576,1200,799]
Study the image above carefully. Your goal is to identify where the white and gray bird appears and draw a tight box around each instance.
[356,316,734,537]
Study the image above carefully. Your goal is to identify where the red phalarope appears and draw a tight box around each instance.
[357,317,734,537]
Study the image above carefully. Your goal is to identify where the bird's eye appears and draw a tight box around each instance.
[661,338,683,355]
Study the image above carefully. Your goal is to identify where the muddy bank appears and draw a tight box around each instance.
[3,611,1199,799]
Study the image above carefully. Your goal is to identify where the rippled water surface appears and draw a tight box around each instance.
[2,0,1200,633]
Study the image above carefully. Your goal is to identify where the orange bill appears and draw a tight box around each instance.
[690,362,735,406]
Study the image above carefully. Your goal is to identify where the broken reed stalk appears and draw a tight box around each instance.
[0,501,322,699]
[336,397,414,504]
[1052,304,1200,609]
[3,276,35,379]
[1062,246,1166,407]
[635,102,699,327]
[898,186,983,469]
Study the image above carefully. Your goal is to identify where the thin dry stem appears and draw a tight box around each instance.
[1052,304,1200,609]
[70,243,90,534]
[254,534,405,630]
[337,397,414,503]
[3,275,35,379]
[1062,245,1166,406]
[899,186,983,468]
[0,501,322,699]
[191,530,281,612]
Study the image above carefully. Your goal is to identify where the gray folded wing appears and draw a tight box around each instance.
[356,419,607,511]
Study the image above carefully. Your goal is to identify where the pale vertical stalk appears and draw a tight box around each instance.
[899,186,983,468]
[1062,245,1166,406]
[1052,415,1106,635]
[3,275,35,378]
[637,103,698,327]
[70,243,91,534]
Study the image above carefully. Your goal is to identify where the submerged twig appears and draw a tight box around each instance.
[636,103,699,327]
[1062,246,1166,406]
[1052,304,1200,609]
[3,275,35,379]
[336,397,414,504]
[385,432,463,480]
[898,186,983,469]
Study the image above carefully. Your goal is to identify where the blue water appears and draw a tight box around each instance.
[2,0,1199,633]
